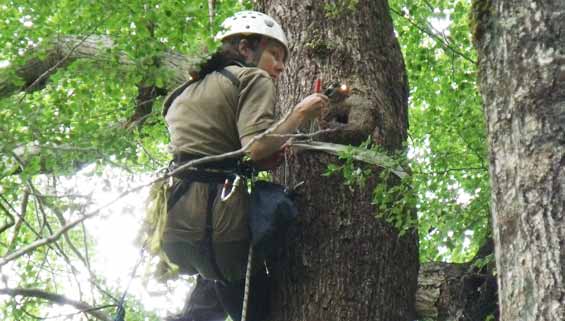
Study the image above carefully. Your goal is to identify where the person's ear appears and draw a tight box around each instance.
[238,39,254,61]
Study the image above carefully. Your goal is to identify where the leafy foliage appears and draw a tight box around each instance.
[389,0,490,262]
[324,140,418,235]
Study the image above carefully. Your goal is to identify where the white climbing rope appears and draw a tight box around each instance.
[241,244,254,321]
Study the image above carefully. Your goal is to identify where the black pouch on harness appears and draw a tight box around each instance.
[248,181,298,260]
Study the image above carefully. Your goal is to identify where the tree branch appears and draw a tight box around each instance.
[0,288,113,321]
[0,200,15,235]
[17,33,95,104]
[208,0,216,33]
[0,189,110,304]
[389,7,476,64]
[0,180,149,267]
[123,85,167,130]
[265,127,342,139]
[28,182,91,270]
[6,191,28,254]
[0,35,199,99]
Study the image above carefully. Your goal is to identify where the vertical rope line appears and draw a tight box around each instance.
[241,244,254,321]
[284,149,289,186]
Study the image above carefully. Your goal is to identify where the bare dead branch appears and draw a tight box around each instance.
[0,181,149,267]
[0,201,15,235]
[0,288,113,321]
[6,191,28,253]
[81,222,92,271]
[25,180,91,269]
[0,194,41,240]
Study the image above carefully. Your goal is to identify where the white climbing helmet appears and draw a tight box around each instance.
[216,10,289,57]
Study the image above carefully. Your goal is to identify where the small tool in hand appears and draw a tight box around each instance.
[313,78,322,93]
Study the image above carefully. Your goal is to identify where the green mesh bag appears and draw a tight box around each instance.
[137,177,180,282]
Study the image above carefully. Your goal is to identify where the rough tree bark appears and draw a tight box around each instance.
[255,1,419,321]
[472,1,565,320]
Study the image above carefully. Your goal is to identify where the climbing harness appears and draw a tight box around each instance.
[167,154,248,284]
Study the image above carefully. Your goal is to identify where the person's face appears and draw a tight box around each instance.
[240,37,286,80]
[255,38,286,80]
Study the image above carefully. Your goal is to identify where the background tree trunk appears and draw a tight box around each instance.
[256,1,419,320]
[472,1,565,320]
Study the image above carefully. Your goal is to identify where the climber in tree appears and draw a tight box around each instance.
[161,10,328,321]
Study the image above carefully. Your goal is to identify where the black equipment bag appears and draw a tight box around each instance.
[248,181,298,259]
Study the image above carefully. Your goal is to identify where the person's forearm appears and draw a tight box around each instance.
[242,93,327,161]
[244,108,306,161]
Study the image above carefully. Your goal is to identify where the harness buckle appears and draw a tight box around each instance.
[220,174,241,202]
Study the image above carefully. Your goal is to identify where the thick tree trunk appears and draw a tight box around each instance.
[472,1,565,320]
[256,1,418,321]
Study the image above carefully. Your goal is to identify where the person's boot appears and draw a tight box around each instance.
[165,276,227,321]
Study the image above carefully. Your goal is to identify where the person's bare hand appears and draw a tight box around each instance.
[296,93,328,121]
